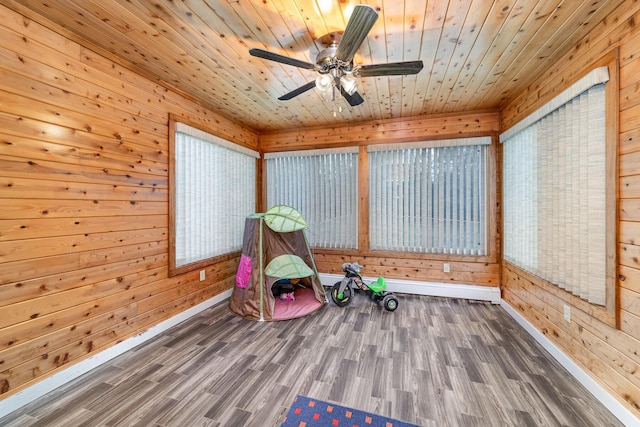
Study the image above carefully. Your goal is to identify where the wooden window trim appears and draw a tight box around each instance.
[168,114,258,277]
[502,51,619,328]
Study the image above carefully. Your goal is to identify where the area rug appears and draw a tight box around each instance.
[281,395,421,427]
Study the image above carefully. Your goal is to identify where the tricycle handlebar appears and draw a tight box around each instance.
[342,262,363,274]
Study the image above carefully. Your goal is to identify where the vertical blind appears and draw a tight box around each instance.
[501,67,608,305]
[368,137,490,255]
[174,123,258,267]
[266,148,358,249]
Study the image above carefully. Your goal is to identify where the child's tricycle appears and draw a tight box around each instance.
[330,262,398,311]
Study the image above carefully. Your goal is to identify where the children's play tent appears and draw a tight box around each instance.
[229,205,326,321]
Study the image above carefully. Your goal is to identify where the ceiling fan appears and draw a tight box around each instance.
[249,4,424,107]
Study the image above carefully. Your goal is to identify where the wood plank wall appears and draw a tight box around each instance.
[0,5,258,399]
[501,1,640,416]
[260,112,502,286]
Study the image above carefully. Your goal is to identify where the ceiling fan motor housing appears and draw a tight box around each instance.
[315,44,353,73]
[316,45,338,72]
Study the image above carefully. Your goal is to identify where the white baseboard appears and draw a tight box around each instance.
[318,273,501,304]
[500,300,640,427]
[0,289,233,420]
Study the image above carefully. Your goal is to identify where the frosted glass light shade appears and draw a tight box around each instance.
[340,74,357,95]
[315,74,333,92]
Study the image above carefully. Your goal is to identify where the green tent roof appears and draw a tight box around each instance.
[264,254,314,279]
[263,205,307,233]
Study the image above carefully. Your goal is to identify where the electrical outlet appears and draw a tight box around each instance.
[563,304,570,322]
[200,270,205,281]
[443,263,450,273]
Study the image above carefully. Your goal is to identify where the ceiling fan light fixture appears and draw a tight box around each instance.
[250,4,423,107]
[315,74,333,92]
[318,0,333,13]
[340,73,357,96]
[321,86,336,102]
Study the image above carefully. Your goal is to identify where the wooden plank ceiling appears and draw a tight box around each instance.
[4,0,624,132]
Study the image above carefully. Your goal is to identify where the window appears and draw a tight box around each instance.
[265,148,358,249]
[170,121,259,275]
[368,137,490,255]
[501,66,610,305]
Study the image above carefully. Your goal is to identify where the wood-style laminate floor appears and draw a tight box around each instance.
[0,292,624,426]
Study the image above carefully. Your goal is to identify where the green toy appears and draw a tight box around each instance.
[330,262,398,311]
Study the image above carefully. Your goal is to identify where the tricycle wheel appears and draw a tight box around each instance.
[383,294,398,311]
[331,282,352,307]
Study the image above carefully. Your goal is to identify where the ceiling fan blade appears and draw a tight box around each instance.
[335,5,379,63]
[278,81,317,100]
[357,61,424,77]
[249,48,316,70]
[340,87,364,106]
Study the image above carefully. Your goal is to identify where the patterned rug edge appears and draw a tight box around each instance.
[281,394,421,427]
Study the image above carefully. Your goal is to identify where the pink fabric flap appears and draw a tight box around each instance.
[235,254,252,288]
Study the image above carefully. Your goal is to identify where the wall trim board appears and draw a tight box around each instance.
[318,273,501,304]
[500,301,640,427]
[0,289,233,420]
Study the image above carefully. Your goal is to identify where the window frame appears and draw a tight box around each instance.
[168,116,259,277]
[309,142,498,263]
[500,54,618,327]
[264,147,359,250]
[367,137,492,256]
